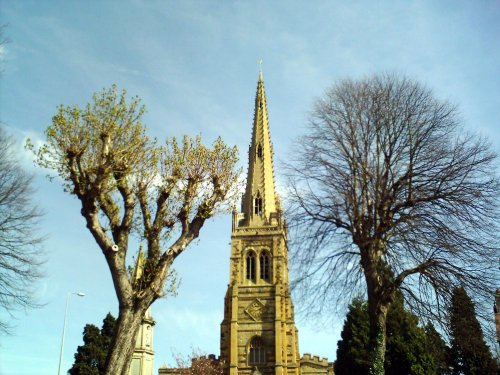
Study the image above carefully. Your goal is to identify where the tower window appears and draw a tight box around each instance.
[249,336,265,365]
[254,196,262,215]
[257,144,263,159]
[246,251,256,281]
[260,252,271,281]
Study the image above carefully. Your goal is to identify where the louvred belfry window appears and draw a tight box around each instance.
[260,252,271,281]
[246,251,256,281]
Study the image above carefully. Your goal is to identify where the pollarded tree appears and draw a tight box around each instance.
[29,86,240,375]
[448,287,497,375]
[0,127,44,334]
[287,74,499,374]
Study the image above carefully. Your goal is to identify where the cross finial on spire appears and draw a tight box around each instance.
[258,59,263,81]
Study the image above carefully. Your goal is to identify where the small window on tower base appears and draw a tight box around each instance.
[254,197,262,215]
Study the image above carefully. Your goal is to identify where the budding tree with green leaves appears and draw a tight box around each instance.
[28,86,240,375]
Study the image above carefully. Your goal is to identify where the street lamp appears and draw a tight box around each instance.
[57,291,85,375]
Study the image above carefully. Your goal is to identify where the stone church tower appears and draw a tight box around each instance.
[220,71,301,375]
[158,71,333,375]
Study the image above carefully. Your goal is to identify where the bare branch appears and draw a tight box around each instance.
[0,127,44,334]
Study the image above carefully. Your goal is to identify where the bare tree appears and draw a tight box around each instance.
[286,74,499,374]
[28,86,240,375]
[0,127,44,334]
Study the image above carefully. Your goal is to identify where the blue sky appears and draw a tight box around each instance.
[1,1,499,374]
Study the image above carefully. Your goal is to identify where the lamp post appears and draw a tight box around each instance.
[57,291,85,375]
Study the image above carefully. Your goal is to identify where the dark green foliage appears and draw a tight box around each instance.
[69,313,116,375]
[335,298,370,375]
[424,322,450,375]
[384,296,436,375]
[448,287,497,375]
[336,298,443,375]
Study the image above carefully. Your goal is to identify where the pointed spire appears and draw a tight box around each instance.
[132,245,145,282]
[131,246,152,319]
[240,70,279,226]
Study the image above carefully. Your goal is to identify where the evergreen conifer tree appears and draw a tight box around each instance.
[448,287,497,375]
[384,296,435,375]
[424,322,450,375]
[69,313,116,375]
[335,298,370,375]
[335,297,439,375]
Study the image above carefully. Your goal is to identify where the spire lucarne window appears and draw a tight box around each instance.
[257,144,263,159]
[254,194,262,215]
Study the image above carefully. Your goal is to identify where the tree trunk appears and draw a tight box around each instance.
[364,261,390,375]
[367,302,388,375]
[104,306,145,375]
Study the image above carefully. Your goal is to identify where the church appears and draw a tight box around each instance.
[150,71,333,375]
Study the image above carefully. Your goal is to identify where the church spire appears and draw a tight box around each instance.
[240,70,279,225]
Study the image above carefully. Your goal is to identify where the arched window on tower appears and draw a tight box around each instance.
[246,251,256,281]
[254,194,262,215]
[249,336,265,365]
[260,251,271,281]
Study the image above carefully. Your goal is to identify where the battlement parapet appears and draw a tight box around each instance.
[301,353,329,366]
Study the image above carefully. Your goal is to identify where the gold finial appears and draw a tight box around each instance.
[258,59,263,81]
